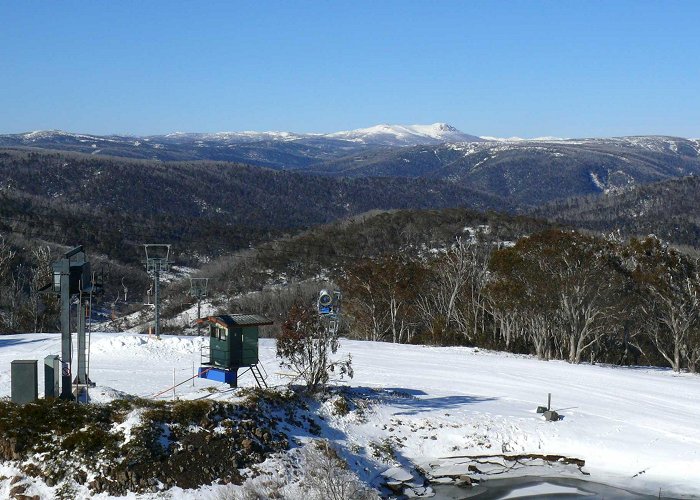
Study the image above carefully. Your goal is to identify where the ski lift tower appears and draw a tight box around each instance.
[144,244,172,340]
[40,246,102,399]
[189,277,209,335]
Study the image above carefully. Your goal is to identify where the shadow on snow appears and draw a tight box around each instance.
[348,386,497,416]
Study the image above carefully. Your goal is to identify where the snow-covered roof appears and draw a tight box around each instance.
[199,314,273,327]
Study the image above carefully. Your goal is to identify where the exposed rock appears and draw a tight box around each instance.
[385,480,404,493]
[456,475,473,486]
[9,483,27,497]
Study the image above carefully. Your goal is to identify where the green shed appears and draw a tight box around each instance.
[200,314,272,369]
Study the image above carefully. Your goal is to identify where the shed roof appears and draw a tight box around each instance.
[198,314,273,328]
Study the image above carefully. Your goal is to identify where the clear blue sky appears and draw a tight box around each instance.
[1,1,698,138]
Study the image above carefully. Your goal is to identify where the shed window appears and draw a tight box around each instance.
[218,327,228,341]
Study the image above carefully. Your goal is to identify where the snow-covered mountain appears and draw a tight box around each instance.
[325,122,484,146]
[0,123,484,168]
[3,122,480,148]
[160,130,308,144]
[480,135,567,142]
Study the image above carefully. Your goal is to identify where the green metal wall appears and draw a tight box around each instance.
[241,326,259,365]
[208,325,259,367]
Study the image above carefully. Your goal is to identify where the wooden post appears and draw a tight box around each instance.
[548,393,551,411]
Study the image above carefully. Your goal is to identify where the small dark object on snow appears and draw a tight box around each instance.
[537,393,552,414]
[543,410,559,421]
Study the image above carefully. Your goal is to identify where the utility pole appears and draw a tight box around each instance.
[189,277,209,335]
[144,244,172,340]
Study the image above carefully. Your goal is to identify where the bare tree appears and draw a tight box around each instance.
[27,245,53,332]
[276,304,353,392]
[417,238,489,344]
[644,277,699,372]
[301,441,378,500]
[629,237,700,373]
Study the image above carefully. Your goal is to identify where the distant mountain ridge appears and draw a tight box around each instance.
[1,122,480,149]
[2,126,700,208]
[0,123,483,169]
[0,148,509,264]
[307,136,700,205]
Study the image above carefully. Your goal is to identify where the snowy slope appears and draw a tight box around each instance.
[1,333,699,497]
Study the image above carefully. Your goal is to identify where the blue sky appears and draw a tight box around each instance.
[1,1,698,137]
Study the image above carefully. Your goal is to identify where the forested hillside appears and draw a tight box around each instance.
[537,175,700,250]
[3,132,700,208]
[310,137,700,205]
[0,149,506,333]
[0,148,509,264]
[194,207,555,295]
[3,149,699,376]
[172,209,700,374]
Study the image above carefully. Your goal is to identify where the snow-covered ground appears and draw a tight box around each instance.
[1,333,699,498]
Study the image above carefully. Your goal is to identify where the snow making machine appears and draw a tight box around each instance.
[317,289,342,334]
[197,314,273,388]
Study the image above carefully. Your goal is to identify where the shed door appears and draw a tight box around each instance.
[241,327,259,365]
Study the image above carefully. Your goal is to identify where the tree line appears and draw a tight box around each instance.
[339,229,700,373]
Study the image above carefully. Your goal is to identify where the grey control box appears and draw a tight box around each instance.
[11,360,38,405]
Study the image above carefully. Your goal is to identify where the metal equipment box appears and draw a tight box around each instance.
[44,355,60,398]
[11,360,38,404]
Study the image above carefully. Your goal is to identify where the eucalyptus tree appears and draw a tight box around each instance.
[416,238,489,344]
[340,255,424,343]
[626,237,700,373]
[489,230,623,363]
